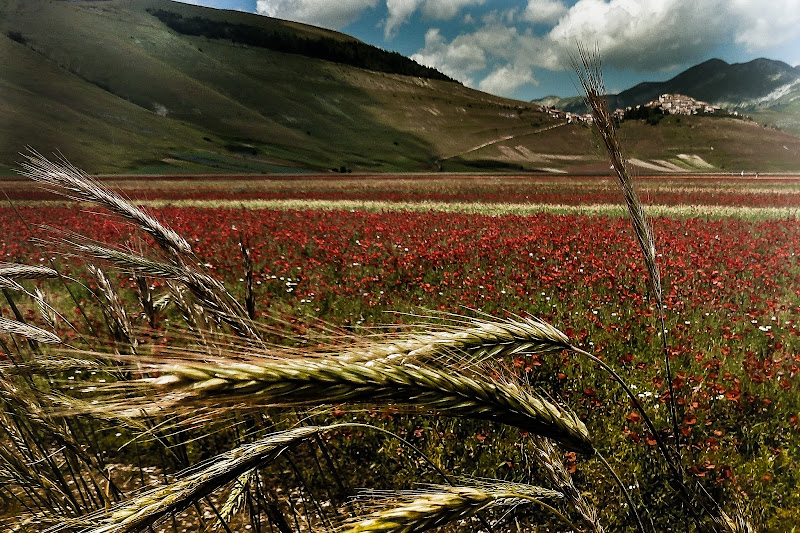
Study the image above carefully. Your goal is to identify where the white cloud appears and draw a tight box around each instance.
[256,0,377,29]
[548,0,800,71]
[523,0,568,24]
[728,0,800,51]
[422,0,486,20]
[254,0,800,98]
[478,64,537,96]
[385,0,485,38]
[385,0,423,38]
[411,28,487,85]
[410,21,556,89]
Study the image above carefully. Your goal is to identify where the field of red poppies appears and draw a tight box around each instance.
[3,174,800,529]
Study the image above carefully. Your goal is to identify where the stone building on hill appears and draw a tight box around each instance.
[644,93,721,115]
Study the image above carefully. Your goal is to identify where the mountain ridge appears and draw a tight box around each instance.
[535,57,800,134]
[1,0,799,174]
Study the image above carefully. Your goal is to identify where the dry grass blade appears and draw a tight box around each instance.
[85,425,323,533]
[18,150,192,256]
[134,356,593,454]
[345,484,560,533]
[0,316,60,344]
[342,316,570,364]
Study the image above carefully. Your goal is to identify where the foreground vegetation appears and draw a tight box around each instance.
[3,156,799,531]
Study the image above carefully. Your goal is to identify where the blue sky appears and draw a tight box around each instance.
[176,0,800,101]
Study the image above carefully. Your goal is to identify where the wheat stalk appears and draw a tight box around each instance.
[131,356,593,454]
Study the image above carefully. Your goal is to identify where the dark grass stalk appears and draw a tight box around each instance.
[284,454,335,532]
[2,190,100,341]
[3,288,43,354]
[595,452,647,533]
[239,232,256,320]
[570,44,680,452]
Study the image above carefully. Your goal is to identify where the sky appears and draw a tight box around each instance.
[176,0,800,101]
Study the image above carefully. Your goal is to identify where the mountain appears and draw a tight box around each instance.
[1,0,799,174]
[536,58,800,134]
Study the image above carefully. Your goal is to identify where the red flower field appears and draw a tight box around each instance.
[3,174,800,529]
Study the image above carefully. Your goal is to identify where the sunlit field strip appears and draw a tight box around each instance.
[10,198,800,219]
[133,199,800,220]
[93,180,800,195]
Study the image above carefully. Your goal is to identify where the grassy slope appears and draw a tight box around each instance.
[1,0,799,174]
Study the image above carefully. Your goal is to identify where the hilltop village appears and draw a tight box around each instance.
[544,93,730,124]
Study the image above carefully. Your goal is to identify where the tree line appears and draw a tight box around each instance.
[148,9,456,83]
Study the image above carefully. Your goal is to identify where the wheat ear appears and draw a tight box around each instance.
[18,150,192,256]
[87,265,137,353]
[716,509,756,533]
[70,241,259,340]
[0,262,59,280]
[342,316,570,363]
[0,316,60,344]
[345,484,562,533]
[571,45,661,304]
[86,425,323,533]
[531,435,604,532]
[137,357,593,454]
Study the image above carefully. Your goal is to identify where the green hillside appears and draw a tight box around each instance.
[1,0,799,174]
